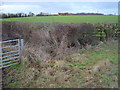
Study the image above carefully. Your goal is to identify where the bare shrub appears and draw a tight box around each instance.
[2,21,117,61]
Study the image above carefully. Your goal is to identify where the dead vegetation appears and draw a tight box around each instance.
[2,22,98,61]
[2,22,118,61]
[1,21,118,88]
[2,40,118,88]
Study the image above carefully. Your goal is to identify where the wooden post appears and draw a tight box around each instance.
[20,39,24,57]
[18,39,21,64]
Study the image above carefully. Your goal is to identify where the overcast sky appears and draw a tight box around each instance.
[0,1,118,15]
[1,0,119,2]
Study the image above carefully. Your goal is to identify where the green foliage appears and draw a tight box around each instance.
[11,64,22,70]
[91,51,103,55]
[101,74,115,88]
[35,60,41,65]
[95,23,118,41]
[69,63,86,70]
[107,56,118,64]
[9,81,22,88]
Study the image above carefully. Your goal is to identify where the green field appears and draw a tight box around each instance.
[1,15,118,23]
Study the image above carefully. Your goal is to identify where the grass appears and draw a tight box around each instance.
[11,64,22,70]
[70,64,86,70]
[1,15,118,23]
[9,81,22,88]
[3,40,118,88]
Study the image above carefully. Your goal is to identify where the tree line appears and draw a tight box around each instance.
[1,12,35,18]
[0,12,106,18]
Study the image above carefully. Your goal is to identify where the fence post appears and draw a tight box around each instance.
[18,39,21,64]
[20,39,24,57]
[20,39,24,64]
[0,44,2,69]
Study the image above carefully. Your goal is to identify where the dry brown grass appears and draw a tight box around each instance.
[2,40,118,88]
